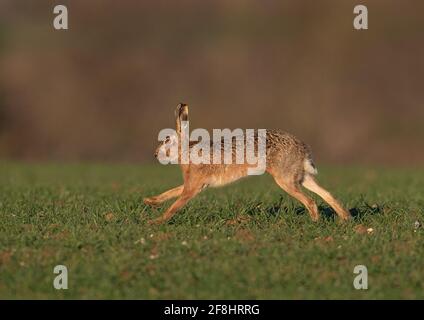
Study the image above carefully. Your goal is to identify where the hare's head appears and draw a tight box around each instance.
[154,103,189,160]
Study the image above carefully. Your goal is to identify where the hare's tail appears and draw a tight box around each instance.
[304,158,318,175]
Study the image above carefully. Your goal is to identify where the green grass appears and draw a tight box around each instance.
[0,162,423,299]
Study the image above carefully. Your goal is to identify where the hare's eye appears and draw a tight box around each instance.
[165,136,170,142]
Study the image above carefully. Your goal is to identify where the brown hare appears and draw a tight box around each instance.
[144,103,351,225]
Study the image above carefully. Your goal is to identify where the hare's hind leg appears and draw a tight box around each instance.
[271,172,320,221]
[147,184,203,225]
[143,185,184,207]
[302,174,351,221]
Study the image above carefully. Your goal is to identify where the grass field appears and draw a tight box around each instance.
[0,162,423,299]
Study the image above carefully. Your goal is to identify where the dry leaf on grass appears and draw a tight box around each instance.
[0,250,13,265]
[104,212,115,222]
[355,224,374,235]
[314,236,334,244]
[354,224,368,234]
[149,245,159,260]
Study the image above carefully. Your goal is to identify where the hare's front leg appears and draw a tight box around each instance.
[143,185,184,207]
[147,185,203,225]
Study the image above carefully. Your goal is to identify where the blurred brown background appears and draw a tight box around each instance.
[0,0,423,165]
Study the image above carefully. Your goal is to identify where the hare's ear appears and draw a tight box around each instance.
[175,103,189,134]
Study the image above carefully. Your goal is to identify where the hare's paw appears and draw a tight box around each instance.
[311,215,320,222]
[143,197,160,207]
[339,213,352,223]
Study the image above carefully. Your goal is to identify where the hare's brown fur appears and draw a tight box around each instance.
[144,104,351,225]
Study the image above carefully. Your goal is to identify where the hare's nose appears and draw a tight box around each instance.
[154,151,158,158]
